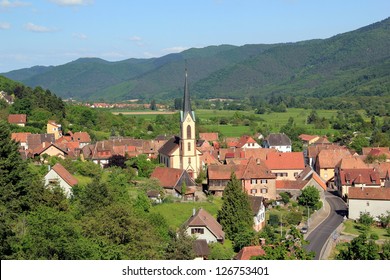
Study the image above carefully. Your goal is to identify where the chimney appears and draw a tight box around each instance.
[192,208,196,216]
[48,165,51,171]
[259,238,266,246]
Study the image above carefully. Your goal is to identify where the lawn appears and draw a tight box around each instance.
[150,198,222,229]
[342,219,389,239]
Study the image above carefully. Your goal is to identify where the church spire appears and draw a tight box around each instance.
[181,66,195,121]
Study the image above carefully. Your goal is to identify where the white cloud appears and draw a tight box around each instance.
[48,0,93,6]
[0,22,11,29]
[0,0,30,8]
[162,46,189,53]
[130,36,143,46]
[73,32,87,40]
[25,22,55,32]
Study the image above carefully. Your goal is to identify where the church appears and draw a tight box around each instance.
[158,70,202,178]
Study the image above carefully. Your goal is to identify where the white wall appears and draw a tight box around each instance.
[348,199,390,220]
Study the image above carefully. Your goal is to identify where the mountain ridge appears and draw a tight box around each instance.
[1,17,389,102]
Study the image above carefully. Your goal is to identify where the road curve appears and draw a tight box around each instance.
[305,191,347,260]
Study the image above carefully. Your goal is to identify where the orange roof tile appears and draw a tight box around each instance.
[8,114,26,124]
[317,149,353,169]
[11,132,31,143]
[199,132,219,142]
[234,246,265,260]
[265,152,305,170]
[73,132,91,143]
[184,208,225,241]
[51,163,78,187]
[349,187,390,200]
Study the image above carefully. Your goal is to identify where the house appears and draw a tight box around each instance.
[263,133,292,152]
[236,135,261,149]
[33,143,68,160]
[72,132,91,148]
[299,134,320,145]
[183,208,225,244]
[315,149,353,183]
[44,163,78,198]
[265,152,305,180]
[371,162,390,186]
[199,132,219,142]
[234,245,265,260]
[307,143,348,168]
[276,166,327,200]
[362,147,390,162]
[249,196,266,231]
[348,187,390,220]
[150,166,197,199]
[11,132,31,149]
[146,190,162,204]
[218,147,276,164]
[335,168,381,199]
[193,239,210,260]
[26,133,55,150]
[8,114,27,127]
[47,120,62,140]
[0,91,14,104]
[207,157,277,200]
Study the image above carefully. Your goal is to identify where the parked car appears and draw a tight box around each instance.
[300,226,308,234]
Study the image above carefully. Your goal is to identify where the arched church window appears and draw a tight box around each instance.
[187,125,191,139]
[188,142,191,151]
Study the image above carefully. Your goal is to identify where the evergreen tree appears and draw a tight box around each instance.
[217,172,253,240]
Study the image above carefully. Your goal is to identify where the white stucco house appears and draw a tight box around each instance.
[348,187,390,220]
[44,163,78,198]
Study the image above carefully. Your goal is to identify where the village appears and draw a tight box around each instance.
[4,71,390,260]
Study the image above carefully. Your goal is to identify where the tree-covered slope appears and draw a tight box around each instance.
[2,17,389,102]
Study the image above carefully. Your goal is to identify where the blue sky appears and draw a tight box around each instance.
[0,0,389,73]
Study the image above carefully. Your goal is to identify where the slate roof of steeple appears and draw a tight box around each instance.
[181,69,195,121]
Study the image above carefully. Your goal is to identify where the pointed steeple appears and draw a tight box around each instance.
[181,67,195,121]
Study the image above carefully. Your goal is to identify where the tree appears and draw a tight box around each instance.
[217,172,253,240]
[209,242,234,260]
[0,121,43,214]
[150,100,157,111]
[336,233,380,260]
[297,186,320,209]
[165,228,195,260]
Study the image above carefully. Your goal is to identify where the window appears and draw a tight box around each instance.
[366,201,370,206]
[187,125,191,139]
[261,179,267,184]
[251,179,257,184]
[251,189,257,194]
[191,228,204,234]
[294,172,299,177]
[188,142,191,151]
[188,157,191,164]
[261,188,267,194]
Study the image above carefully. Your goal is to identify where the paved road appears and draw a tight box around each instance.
[305,191,347,260]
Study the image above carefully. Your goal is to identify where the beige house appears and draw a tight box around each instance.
[47,120,62,140]
[44,163,78,198]
[34,143,67,160]
[315,149,352,183]
[348,187,390,220]
[265,152,305,181]
[183,208,225,244]
[249,196,266,232]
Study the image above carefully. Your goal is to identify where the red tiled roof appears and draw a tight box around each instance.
[340,168,381,186]
[234,246,265,260]
[362,147,390,156]
[348,187,390,200]
[317,149,353,169]
[51,163,78,187]
[11,132,31,143]
[8,114,26,124]
[184,208,225,241]
[73,132,91,143]
[150,166,184,188]
[371,162,390,178]
[199,132,219,142]
[336,156,369,170]
[276,180,304,190]
[265,152,305,170]
[307,144,348,159]
[299,134,319,142]
[236,135,257,148]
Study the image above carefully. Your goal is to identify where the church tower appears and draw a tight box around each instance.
[180,69,199,178]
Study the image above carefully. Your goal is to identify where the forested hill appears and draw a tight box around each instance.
[2,17,389,102]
